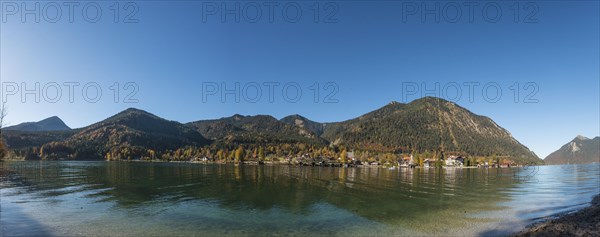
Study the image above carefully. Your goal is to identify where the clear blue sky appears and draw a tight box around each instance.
[1,0,598,158]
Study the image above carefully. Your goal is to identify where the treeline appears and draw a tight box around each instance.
[8,140,520,167]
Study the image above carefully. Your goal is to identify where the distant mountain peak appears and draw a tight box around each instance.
[545,135,600,165]
[40,116,65,124]
[232,114,245,120]
[414,96,449,103]
[120,107,152,115]
[4,116,71,132]
[113,108,159,119]
[124,107,142,112]
[575,135,589,141]
[288,114,304,118]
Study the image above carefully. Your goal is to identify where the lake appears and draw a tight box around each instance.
[1,161,599,236]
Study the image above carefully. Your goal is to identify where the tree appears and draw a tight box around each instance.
[0,138,7,160]
[217,149,224,161]
[494,154,500,167]
[0,102,6,136]
[258,146,265,161]
[423,150,431,160]
[435,158,443,168]
[340,148,348,164]
[235,146,245,163]
[0,102,8,160]
[148,149,156,160]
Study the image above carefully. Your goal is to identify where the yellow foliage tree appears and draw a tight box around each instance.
[340,148,348,164]
[235,146,245,163]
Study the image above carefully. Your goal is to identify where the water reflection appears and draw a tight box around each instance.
[1,162,598,236]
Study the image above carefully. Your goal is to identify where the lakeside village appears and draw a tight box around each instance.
[188,153,518,168]
[149,148,519,169]
[15,143,521,168]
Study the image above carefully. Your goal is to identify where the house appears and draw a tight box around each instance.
[499,159,514,167]
[347,151,355,161]
[445,157,454,166]
[444,156,462,166]
[423,159,436,167]
[369,161,381,166]
[297,154,314,166]
[455,156,465,164]
[201,157,213,162]
[399,155,413,167]
[445,156,464,166]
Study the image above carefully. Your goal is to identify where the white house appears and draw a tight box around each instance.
[445,156,463,166]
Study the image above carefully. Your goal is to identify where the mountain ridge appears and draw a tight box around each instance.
[188,114,326,145]
[315,97,539,163]
[4,97,543,163]
[544,136,600,165]
[37,108,210,160]
[4,116,71,132]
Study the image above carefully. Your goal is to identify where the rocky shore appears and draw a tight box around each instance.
[514,194,600,237]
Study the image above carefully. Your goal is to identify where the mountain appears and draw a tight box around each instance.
[188,114,325,144]
[280,114,325,136]
[544,136,600,165]
[320,97,541,163]
[4,98,542,163]
[3,130,76,150]
[4,116,71,132]
[39,108,210,160]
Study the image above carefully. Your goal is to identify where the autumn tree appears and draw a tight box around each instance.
[340,148,348,164]
[217,149,224,161]
[235,146,245,163]
[148,149,156,160]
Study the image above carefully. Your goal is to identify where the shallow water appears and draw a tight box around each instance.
[1,162,598,236]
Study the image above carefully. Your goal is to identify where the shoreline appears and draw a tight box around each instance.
[513,194,600,237]
[2,159,530,169]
